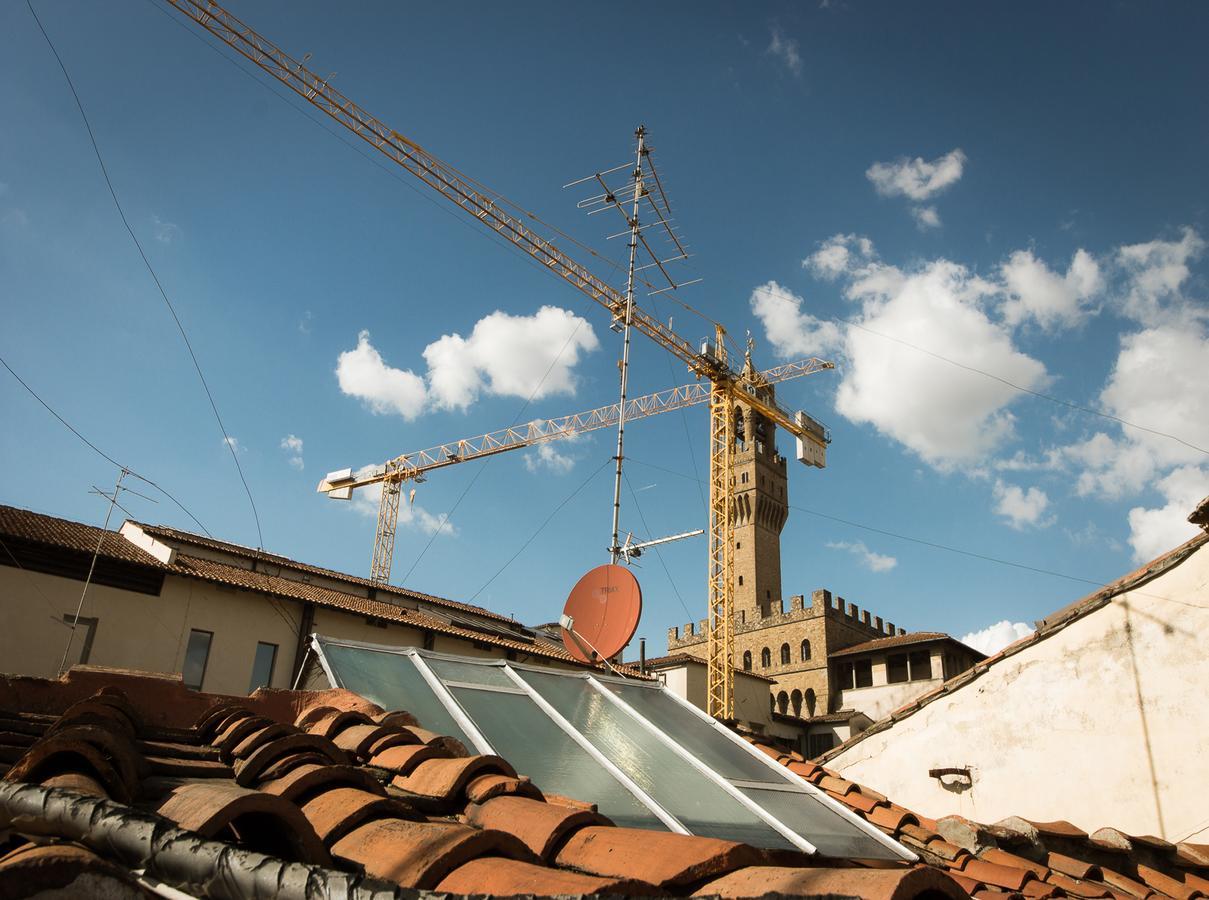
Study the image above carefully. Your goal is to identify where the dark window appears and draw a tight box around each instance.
[807,732,836,759]
[738,575,743,586]
[887,653,910,684]
[60,614,99,667]
[761,647,771,668]
[183,629,213,691]
[779,643,790,665]
[805,688,817,717]
[854,658,873,688]
[249,642,278,692]
[837,660,854,690]
[791,689,802,717]
[364,617,388,629]
[800,639,811,661]
[777,691,788,714]
[742,651,752,671]
[943,652,959,679]
[909,650,933,681]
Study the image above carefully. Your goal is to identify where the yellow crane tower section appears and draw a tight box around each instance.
[162,0,833,719]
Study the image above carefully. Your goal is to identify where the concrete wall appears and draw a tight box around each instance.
[826,541,1209,842]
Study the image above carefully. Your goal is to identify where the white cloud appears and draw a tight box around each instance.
[911,205,941,230]
[336,330,428,419]
[992,480,1053,529]
[866,149,966,202]
[424,306,598,410]
[222,436,242,453]
[525,441,575,474]
[153,215,180,244]
[766,26,802,76]
[281,434,304,471]
[825,540,897,572]
[804,234,874,281]
[349,467,457,537]
[337,309,598,421]
[1126,465,1208,562]
[960,620,1034,656]
[749,281,841,358]
[1000,248,1102,330]
[1115,227,1205,326]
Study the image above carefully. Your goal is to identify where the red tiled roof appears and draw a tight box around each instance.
[816,530,1209,766]
[747,735,1209,900]
[1,504,627,672]
[0,504,164,568]
[830,631,984,659]
[0,666,970,899]
[135,520,517,624]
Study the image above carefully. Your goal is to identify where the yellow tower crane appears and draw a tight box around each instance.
[318,356,833,583]
[163,0,833,719]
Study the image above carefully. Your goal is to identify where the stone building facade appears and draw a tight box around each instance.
[667,379,908,717]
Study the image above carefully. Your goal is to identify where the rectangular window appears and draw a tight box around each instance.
[807,733,836,759]
[248,641,278,692]
[853,658,873,688]
[942,652,957,679]
[837,661,854,690]
[886,653,909,684]
[908,650,933,681]
[60,615,99,667]
[183,629,213,691]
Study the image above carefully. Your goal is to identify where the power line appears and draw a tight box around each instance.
[0,352,212,538]
[622,471,695,623]
[624,455,1142,594]
[26,0,264,549]
[470,456,612,602]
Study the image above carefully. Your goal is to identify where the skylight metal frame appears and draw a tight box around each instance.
[309,636,914,861]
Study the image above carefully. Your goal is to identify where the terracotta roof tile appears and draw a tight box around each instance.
[465,795,610,860]
[692,864,970,899]
[555,826,764,888]
[436,856,659,896]
[0,504,163,568]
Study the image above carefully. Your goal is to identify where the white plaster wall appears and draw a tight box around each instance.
[827,543,1209,842]
[837,675,945,722]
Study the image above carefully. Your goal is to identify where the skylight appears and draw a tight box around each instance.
[311,635,914,861]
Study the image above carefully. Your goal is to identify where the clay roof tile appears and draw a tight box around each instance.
[555,825,764,888]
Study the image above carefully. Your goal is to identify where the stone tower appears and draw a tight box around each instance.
[732,371,789,621]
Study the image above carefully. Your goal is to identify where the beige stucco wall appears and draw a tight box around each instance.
[2,565,587,696]
[0,567,301,696]
[826,541,1209,842]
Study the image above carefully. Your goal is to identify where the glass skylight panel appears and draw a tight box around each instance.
[316,641,471,747]
[519,670,795,849]
[312,638,912,862]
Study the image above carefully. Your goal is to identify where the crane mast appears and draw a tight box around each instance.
[163,0,832,719]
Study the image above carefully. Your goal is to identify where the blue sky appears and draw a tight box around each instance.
[2,1,1206,657]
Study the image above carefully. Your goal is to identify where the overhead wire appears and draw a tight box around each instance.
[0,353,212,538]
[469,456,613,602]
[622,471,695,623]
[26,0,265,549]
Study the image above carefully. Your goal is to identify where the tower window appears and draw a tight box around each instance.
[743,651,752,671]
[761,647,771,668]
[779,643,790,665]
[800,639,811,661]
[738,575,743,586]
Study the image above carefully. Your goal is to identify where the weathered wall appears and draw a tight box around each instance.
[826,542,1209,842]
[0,567,300,696]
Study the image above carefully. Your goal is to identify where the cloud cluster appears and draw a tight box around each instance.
[336,307,598,422]
[524,441,576,474]
[960,620,1034,656]
[280,434,304,471]
[753,226,1208,554]
[766,26,802,76]
[866,149,966,228]
[825,540,897,572]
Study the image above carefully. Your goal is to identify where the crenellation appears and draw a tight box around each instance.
[874,616,883,632]
[846,601,858,618]
[886,622,895,634]
[861,610,872,626]
[790,595,804,612]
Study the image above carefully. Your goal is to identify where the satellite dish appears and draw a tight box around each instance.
[560,564,642,664]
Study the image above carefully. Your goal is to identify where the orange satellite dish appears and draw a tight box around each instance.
[560,564,642,664]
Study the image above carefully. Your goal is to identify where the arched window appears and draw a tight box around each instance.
[800,639,811,661]
[761,647,771,668]
[805,688,817,717]
[780,643,791,665]
[777,691,789,715]
[742,651,752,671]
[791,689,803,717]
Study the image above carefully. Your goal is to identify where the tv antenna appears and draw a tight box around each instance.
[565,125,702,564]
